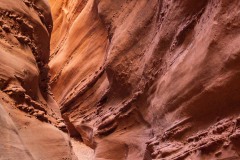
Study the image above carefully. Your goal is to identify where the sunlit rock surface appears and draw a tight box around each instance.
[1,0,240,159]
[50,0,240,159]
[0,0,77,159]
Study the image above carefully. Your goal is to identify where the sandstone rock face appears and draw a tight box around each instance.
[2,0,240,160]
[49,0,240,160]
[0,0,77,159]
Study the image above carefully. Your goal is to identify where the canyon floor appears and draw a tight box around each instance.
[71,138,94,160]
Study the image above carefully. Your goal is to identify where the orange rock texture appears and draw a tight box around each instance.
[1,0,240,159]
[0,0,77,159]
[49,0,240,159]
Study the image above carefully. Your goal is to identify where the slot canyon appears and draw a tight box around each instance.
[1,0,240,159]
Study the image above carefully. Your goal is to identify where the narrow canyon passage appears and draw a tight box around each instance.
[1,0,240,160]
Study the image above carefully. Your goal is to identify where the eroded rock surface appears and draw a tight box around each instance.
[49,0,240,160]
[0,0,77,159]
[2,0,240,160]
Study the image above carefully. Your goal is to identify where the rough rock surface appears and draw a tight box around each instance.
[2,0,240,160]
[0,0,77,159]
[49,0,240,160]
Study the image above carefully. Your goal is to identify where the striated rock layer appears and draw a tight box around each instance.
[49,0,240,160]
[0,0,77,159]
[1,0,240,160]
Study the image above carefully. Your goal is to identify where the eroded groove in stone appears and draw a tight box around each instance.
[1,0,240,160]
[49,0,240,159]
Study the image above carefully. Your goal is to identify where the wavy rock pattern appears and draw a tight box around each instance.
[1,0,240,160]
[50,0,240,159]
[0,0,77,159]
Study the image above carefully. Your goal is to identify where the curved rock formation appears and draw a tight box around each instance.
[2,0,240,160]
[49,0,240,160]
[0,0,77,159]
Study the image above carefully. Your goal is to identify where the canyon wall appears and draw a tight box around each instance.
[1,0,240,160]
[0,0,77,159]
[50,0,240,160]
